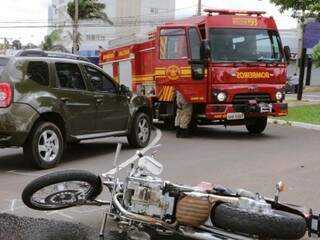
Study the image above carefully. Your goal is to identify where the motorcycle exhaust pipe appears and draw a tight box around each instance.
[179,227,222,240]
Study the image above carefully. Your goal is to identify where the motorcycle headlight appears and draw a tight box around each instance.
[275,91,284,101]
[217,92,227,102]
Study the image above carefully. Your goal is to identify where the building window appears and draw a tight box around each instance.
[150,8,159,14]
[86,34,106,41]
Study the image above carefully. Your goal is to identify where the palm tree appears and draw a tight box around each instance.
[67,0,113,53]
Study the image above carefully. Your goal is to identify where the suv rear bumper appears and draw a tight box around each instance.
[0,103,39,147]
[205,102,288,121]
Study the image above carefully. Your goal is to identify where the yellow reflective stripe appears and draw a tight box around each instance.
[159,86,166,101]
[167,87,175,101]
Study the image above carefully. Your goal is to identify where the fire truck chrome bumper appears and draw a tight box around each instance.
[205,103,288,120]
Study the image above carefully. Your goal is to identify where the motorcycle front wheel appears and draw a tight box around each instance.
[213,203,306,239]
[22,170,102,211]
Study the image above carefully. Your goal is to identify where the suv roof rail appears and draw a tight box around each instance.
[15,49,90,62]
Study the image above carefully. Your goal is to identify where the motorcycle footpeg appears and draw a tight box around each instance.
[307,209,320,237]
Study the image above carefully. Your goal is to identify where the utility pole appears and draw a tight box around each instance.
[297,9,306,101]
[72,0,79,54]
[197,0,202,16]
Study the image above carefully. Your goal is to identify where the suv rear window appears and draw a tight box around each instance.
[27,61,49,86]
[55,63,86,90]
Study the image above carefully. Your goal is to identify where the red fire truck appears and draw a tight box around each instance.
[100,9,289,134]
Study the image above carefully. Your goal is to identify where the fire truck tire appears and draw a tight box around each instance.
[213,203,307,239]
[127,112,151,148]
[245,117,267,134]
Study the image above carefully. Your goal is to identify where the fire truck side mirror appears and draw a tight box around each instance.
[200,40,211,61]
[283,46,291,63]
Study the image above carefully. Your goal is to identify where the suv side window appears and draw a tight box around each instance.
[55,62,86,90]
[27,61,49,86]
[84,65,117,94]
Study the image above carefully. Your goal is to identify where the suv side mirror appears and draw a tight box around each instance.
[200,40,211,61]
[119,84,132,98]
[284,46,291,63]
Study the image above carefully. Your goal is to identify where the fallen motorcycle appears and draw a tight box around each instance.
[22,144,319,240]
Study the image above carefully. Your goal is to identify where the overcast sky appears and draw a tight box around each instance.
[0,0,297,45]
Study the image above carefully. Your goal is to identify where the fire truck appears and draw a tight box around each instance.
[100,9,289,134]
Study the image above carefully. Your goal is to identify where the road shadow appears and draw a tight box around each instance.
[0,140,133,172]
[154,122,284,141]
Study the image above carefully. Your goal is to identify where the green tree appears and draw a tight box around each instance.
[312,43,320,68]
[67,0,112,24]
[41,30,62,51]
[12,40,22,50]
[270,0,320,19]
[67,0,113,52]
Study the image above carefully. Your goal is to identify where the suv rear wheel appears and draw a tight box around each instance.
[127,112,151,148]
[23,121,64,169]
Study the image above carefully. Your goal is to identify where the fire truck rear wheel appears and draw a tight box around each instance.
[245,117,268,134]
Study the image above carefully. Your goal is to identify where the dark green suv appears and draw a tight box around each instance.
[0,55,151,169]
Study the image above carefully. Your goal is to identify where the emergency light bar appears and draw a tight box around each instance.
[204,9,266,16]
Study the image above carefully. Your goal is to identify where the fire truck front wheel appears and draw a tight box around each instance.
[245,117,268,134]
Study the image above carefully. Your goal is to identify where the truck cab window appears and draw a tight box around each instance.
[160,28,188,59]
[188,28,201,60]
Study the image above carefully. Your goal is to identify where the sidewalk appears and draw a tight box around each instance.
[286,89,320,107]
[270,88,320,130]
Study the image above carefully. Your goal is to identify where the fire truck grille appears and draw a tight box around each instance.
[232,93,271,104]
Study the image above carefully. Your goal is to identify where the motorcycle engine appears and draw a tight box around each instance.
[123,174,175,220]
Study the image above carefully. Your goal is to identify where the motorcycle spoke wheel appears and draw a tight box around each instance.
[30,181,93,209]
[22,170,102,211]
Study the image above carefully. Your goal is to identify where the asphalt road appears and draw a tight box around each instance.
[0,123,320,240]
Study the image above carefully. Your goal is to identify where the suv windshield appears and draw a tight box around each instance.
[209,28,283,63]
[0,57,10,75]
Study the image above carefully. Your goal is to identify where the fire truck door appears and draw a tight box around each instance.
[119,60,132,90]
[156,27,207,103]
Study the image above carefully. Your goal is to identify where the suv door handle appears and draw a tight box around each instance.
[96,98,103,104]
[60,97,70,103]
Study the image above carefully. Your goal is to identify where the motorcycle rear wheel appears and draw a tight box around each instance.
[22,170,102,210]
[213,203,306,239]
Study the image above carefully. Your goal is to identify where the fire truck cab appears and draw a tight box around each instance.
[100,9,289,134]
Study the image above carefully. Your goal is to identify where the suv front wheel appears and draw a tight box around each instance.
[23,121,64,169]
[127,112,151,148]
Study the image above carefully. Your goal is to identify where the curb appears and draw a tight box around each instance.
[268,119,320,131]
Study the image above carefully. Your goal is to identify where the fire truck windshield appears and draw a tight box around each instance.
[209,28,283,63]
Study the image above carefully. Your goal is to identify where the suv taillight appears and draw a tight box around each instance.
[0,83,12,108]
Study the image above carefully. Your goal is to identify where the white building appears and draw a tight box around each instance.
[48,0,175,54]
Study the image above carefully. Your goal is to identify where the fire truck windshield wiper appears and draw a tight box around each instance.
[256,57,280,64]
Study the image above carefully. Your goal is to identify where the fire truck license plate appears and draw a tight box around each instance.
[227,112,245,120]
[259,103,272,113]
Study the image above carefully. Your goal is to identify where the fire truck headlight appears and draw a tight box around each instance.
[217,92,227,102]
[275,91,284,101]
